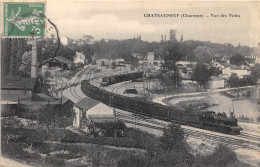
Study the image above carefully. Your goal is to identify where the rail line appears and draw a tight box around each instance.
[114,110,260,152]
[103,77,260,143]
[69,69,85,101]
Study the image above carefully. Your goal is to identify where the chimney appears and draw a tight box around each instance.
[31,39,37,78]
[164,35,166,41]
[161,35,163,41]
[242,64,244,70]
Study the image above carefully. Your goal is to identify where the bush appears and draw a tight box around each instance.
[61,132,83,143]
[32,141,50,154]
[118,153,148,167]
[45,156,65,166]
[160,122,186,151]
[55,153,81,160]
[93,121,126,138]
[1,140,41,162]
[228,74,257,87]
[210,144,238,166]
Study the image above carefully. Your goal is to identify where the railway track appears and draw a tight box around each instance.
[105,78,260,143]
[69,69,85,101]
[70,66,114,101]
[114,110,260,152]
[85,70,260,158]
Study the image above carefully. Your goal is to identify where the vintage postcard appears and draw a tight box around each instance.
[1,0,260,167]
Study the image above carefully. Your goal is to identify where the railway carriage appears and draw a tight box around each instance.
[100,72,143,86]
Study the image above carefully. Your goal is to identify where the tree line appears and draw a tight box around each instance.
[1,34,255,78]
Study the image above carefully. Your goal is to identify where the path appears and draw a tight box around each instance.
[152,85,258,105]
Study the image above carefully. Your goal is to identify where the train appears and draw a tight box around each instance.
[81,80,243,135]
[100,71,143,86]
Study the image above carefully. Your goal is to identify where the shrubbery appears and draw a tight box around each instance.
[2,119,243,167]
[90,121,126,138]
[45,155,65,166]
[228,73,257,87]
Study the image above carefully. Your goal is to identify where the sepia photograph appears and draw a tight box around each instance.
[1,0,260,166]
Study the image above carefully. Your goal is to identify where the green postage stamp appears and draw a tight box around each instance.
[3,1,46,37]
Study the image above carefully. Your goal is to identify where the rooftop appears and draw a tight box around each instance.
[230,65,251,70]
[61,96,73,105]
[216,60,230,68]
[54,56,73,64]
[74,97,99,110]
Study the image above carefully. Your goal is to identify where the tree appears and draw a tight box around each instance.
[9,39,18,75]
[83,47,94,64]
[251,63,260,79]
[160,71,182,87]
[16,39,28,72]
[121,53,139,65]
[19,51,33,77]
[70,62,76,71]
[180,34,183,42]
[1,38,12,78]
[209,67,221,76]
[55,106,73,130]
[230,53,246,66]
[242,75,257,86]
[162,42,182,71]
[38,104,57,133]
[193,46,214,64]
[227,73,239,87]
[191,63,211,87]
[160,122,186,151]
[169,29,177,42]
[111,62,116,69]
[154,46,166,61]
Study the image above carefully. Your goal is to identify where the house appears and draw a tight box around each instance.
[147,52,154,68]
[246,58,256,67]
[73,97,99,128]
[176,61,197,66]
[211,60,230,70]
[1,75,37,103]
[42,56,73,70]
[114,58,125,65]
[87,103,115,124]
[74,52,85,65]
[222,65,251,78]
[139,52,163,70]
[208,76,225,89]
[60,37,73,46]
[73,97,115,129]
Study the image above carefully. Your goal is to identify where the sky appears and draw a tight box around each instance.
[47,1,260,47]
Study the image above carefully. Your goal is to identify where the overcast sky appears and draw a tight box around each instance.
[47,1,260,47]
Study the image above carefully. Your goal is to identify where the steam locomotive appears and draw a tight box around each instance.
[81,80,243,135]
